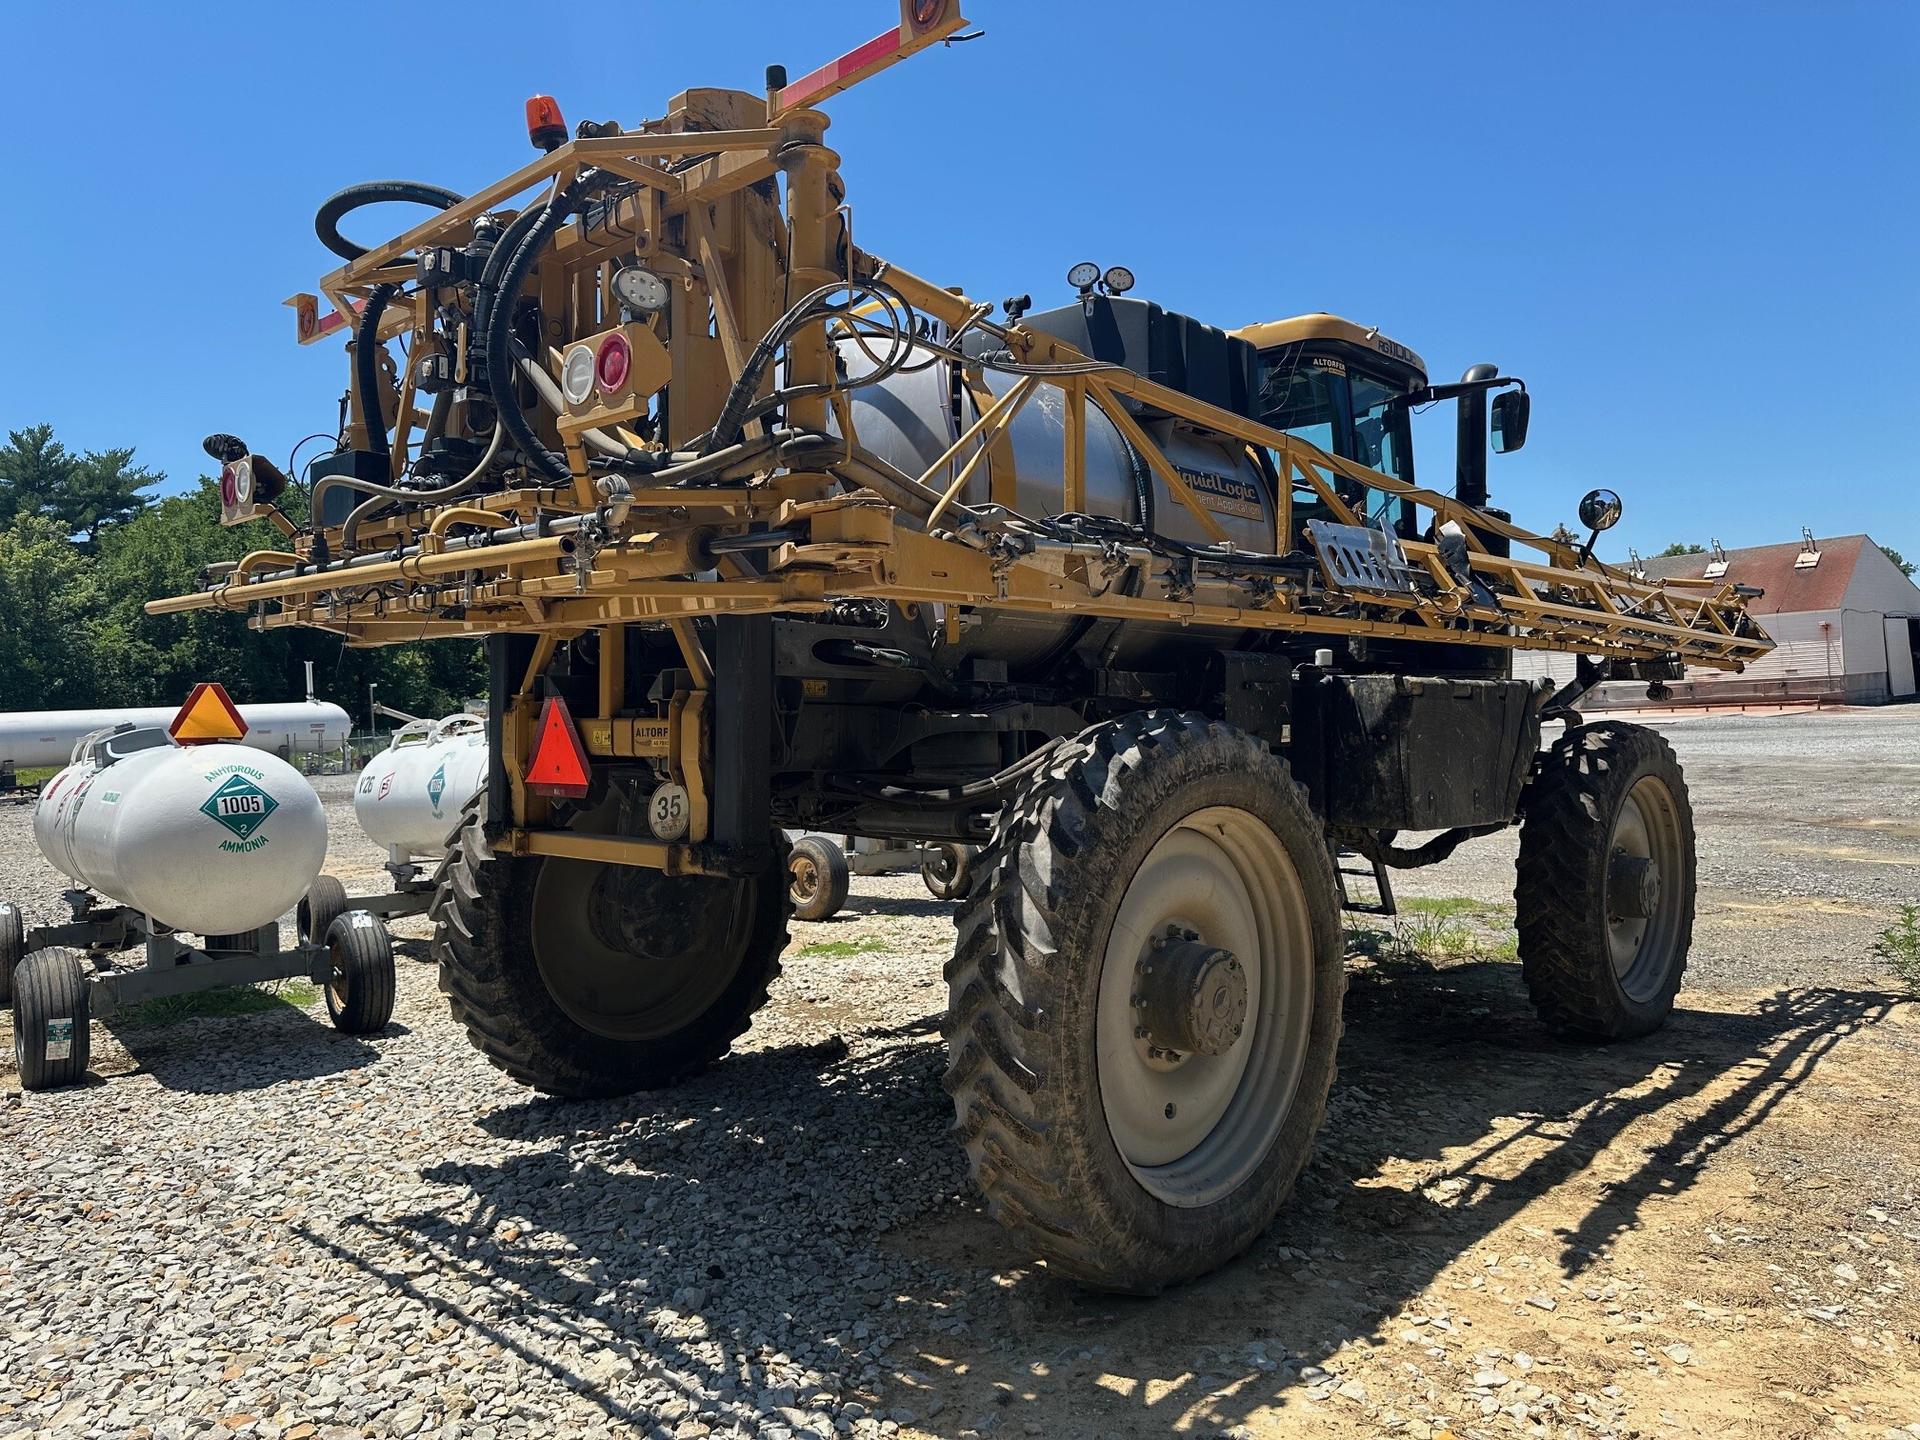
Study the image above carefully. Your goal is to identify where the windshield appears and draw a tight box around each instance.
[1256,345,1417,533]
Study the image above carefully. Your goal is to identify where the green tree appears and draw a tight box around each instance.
[0,424,74,527]
[63,446,160,548]
[1658,542,1705,556]
[1882,545,1915,579]
[0,514,102,709]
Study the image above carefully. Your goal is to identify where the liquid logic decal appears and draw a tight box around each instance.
[427,759,448,817]
[202,773,278,850]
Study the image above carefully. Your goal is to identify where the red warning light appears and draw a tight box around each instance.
[525,95,568,153]
[525,695,591,798]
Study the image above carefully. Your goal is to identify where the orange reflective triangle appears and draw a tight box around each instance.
[169,682,248,744]
[525,695,591,798]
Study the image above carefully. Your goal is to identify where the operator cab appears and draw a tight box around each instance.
[1234,314,1430,541]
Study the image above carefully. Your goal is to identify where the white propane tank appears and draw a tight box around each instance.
[33,727,328,936]
[352,714,489,863]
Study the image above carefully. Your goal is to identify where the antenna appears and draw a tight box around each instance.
[1795,527,1821,570]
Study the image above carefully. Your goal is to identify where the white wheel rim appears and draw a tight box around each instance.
[1096,805,1314,1207]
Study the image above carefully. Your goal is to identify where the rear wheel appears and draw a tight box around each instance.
[298,874,349,947]
[1516,721,1696,1039]
[431,799,791,1098]
[324,911,397,1034]
[943,711,1345,1292]
[788,837,850,921]
[0,901,23,1008]
[13,947,90,1091]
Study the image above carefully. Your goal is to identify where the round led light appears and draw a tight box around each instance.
[219,459,242,508]
[595,331,632,394]
[228,457,256,506]
[1103,265,1135,296]
[560,343,597,406]
[1066,260,1100,291]
[612,266,671,315]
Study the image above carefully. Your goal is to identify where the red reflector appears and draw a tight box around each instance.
[594,331,631,394]
[525,696,591,798]
[525,94,568,152]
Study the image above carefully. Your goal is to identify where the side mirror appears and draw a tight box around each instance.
[1578,488,1623,532]
[1491,389,1530,453]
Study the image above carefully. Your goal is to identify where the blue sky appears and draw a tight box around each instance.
[0,2,1912,561]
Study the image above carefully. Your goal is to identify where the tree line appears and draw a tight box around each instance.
[0,424,483,720]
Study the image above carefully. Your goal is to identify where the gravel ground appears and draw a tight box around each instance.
[1,708,1916,1440]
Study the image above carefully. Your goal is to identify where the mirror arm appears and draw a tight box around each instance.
[1391,375,1526,409]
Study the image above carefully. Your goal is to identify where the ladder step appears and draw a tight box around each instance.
[1328,843,1397,917]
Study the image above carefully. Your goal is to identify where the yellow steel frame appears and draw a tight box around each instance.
[149,10,1770,864]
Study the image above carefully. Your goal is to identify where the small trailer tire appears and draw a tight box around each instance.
[298,874,350,947]
[0,901,23,1008]
[920,843,973,901]
[13,947,90,1091]
[788,837,851,921]
[323,912,397,1035]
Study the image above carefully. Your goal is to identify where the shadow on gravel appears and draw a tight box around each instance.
[839,893,952,920]
[106,1005,390,1094]
[291,957,1902,1436]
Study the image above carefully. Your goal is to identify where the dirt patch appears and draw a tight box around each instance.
[875,953,1920,1439]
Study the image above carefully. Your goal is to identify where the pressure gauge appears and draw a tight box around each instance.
[560,343,597,406]
[1066,260,1101,292]
[1103,265,1135,296]
[613,266,671,314]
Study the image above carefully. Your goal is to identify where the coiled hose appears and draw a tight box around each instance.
[314,180,466,262]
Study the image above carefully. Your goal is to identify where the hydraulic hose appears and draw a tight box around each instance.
[355,283,398,460]
[338,422,506,553]
[314,180,466,262]
[482,179,605,484]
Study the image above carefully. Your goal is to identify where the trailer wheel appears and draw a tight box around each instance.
[298,874,349,947]
[788,837,851,921]
[1516,721,1696,1039]
[0,901,24,1008]
[943,710,1345,1293]
[920,844,972,901]
[323,911,397,1034]
[13,948,90,1091]
[431,797,790,1099]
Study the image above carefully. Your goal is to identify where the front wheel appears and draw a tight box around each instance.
[1516,721,1696,1039]
[430,799,791,1098]
[943,711,1345,1293]
[324,911,397,1034]
[920,843,973,901]
[788,837,850,921]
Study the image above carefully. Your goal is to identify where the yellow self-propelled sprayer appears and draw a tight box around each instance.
[150,3,1770,1291]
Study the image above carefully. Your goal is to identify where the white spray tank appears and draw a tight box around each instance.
[353,714,489,864]
[33,726,329,936]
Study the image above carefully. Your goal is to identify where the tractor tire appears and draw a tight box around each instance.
[430,797,790,1099]
[942,710,1345,1293]
[13,947,90,1091]
[920,843,973,901]
[788,837,851,921]
[1516,721,1696,1040]
[299,874,350,947]
[0,901,24,1008]
[323,911,397,1035]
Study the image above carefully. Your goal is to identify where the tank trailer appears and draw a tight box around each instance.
[148,4,1772,1289]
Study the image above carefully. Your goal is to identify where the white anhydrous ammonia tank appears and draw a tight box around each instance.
[33,728,328,935]
[353,714,489,863]
[1,701,353,770]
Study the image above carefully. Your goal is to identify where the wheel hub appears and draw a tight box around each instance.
[1609,850,1661,919]
[1134,934,1248,1059]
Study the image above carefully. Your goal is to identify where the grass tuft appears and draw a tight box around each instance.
[114,979,321,1030]
[1347,897,1520,968]
[1872,905,1920,994]
[798,937,889,959]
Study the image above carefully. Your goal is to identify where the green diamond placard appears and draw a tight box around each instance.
[200,774,278,840]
